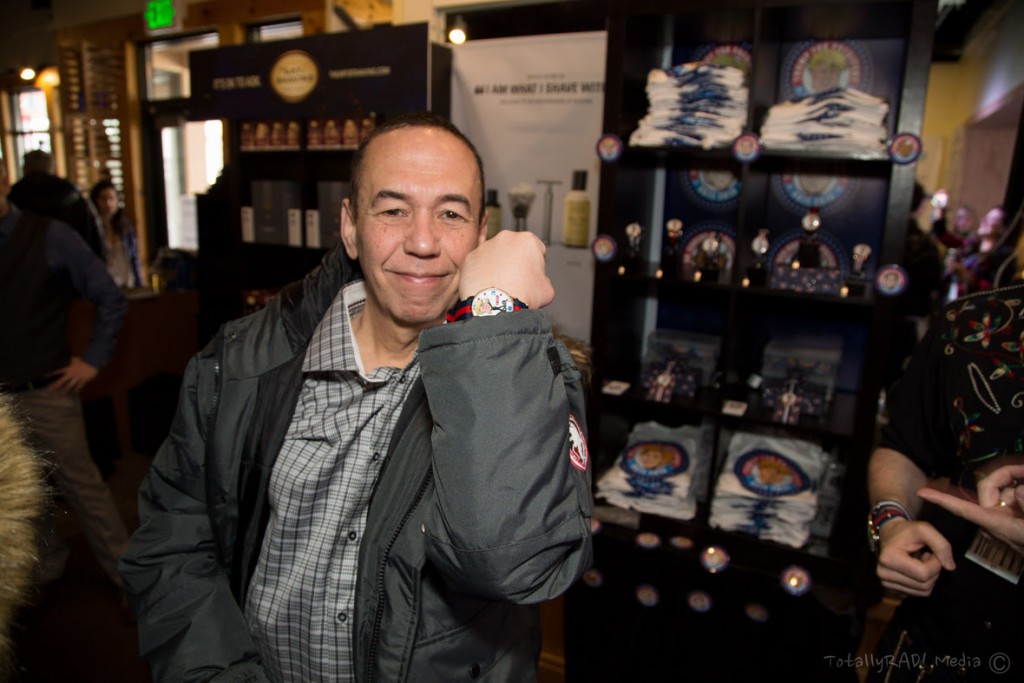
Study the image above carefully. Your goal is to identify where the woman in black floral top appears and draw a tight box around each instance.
[866,283,1024,682]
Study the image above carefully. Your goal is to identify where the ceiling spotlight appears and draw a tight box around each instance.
[38,66,60,88]
[20,67,37,81]
[448,16,467,45]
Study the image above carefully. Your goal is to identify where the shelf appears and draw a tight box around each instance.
[602,265,878,309]
[721,388,860,440]
[600,384,860,440]
[591,505,852,583]
[600,384,723,423]
[239,147,302,153]
[618,143,894,166]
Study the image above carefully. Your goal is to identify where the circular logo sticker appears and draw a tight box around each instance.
[636,584,660,607]
[781,565,812,596]
[700,545,730,573]
[783,39,871,100]
[745,603,770,622]
[693,42,753,76]
[687,590,714,613]
[591,234,618,263]
[875,264,909,296]
[681,168,742,210]
[669,535,695,551]
[270,50,319,103]
[636,532,662,550]
[596,134,624,163]
[582,568,604,588]
[888,133,922,165]
[733,450,811,497]
[732,132,763,163]
[568,414,588,472]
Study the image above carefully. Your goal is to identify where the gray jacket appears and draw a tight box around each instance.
[119,245,594,682]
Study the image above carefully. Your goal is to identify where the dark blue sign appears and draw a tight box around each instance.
[188,24,438,121]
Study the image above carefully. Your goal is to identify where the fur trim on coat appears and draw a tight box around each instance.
[0,394,46,679]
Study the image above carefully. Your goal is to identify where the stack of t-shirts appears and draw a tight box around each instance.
[708,432,827,548]
[596,421,709,521]
[629,63,748,150]
[759,87,890,154]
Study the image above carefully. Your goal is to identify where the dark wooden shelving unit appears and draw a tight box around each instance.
[568,1,935,679]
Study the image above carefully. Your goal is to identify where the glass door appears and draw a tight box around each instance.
[140,32,223,253]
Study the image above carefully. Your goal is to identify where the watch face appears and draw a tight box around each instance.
[471,288,514,316]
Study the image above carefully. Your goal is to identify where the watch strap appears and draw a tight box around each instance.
[446,293,528,323]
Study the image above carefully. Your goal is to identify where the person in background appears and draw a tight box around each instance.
[0,161,130,594]
[8,150,105,260]
[931,194,977,252]
[90,179,143,288]
[119,112,593,682]
[0,393,46,679]
[949,205,1014,295]
[883,181,943,391]
[866,280,1024,682]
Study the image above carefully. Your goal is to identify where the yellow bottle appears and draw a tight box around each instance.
[562,170,590,248]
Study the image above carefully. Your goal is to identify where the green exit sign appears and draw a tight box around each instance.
[145,0,176,31]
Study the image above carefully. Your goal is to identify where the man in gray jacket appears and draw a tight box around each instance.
[119,112,593,682]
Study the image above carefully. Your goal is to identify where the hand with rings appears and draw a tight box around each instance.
[917,464,1024,551]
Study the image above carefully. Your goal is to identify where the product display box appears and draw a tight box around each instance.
[304,181,349,249]
[240,120,302,151]
[769,265,843,295]
[641,329,722,402]
[307,114,377,150]
[249,180,303,246]
[760,335,843,417]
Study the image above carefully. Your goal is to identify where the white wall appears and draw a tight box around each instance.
[974,0,1024,117]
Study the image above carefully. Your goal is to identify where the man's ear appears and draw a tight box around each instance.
[340,198,359,259]
[477,210,488,246]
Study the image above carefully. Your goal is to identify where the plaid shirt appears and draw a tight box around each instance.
[244,281,419,682]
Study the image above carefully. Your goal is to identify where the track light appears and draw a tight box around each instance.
[38,66,60,87]
[448,16,467,45]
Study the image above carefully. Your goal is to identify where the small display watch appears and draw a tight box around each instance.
[446,287,528,323]
[867,500,912,554]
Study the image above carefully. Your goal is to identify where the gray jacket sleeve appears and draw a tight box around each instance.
[118,352,270,683]
[417,310,593,604]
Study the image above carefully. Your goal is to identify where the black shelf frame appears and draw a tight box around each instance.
[585,0,936,593]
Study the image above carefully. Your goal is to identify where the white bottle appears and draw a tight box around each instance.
[562,170,590,248]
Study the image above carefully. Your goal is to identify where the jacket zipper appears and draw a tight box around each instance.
[366,467,434,683]
[205,358,222,437]
[205,329,226,437]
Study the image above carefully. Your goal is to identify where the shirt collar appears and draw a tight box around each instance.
[303,280,367,375]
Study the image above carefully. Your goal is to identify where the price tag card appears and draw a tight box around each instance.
[965,529,1024,584]
[602,380,631,396]
[722,400,748,416]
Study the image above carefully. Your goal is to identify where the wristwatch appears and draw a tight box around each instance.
[446,288,528,323]
[867,500,912,554]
